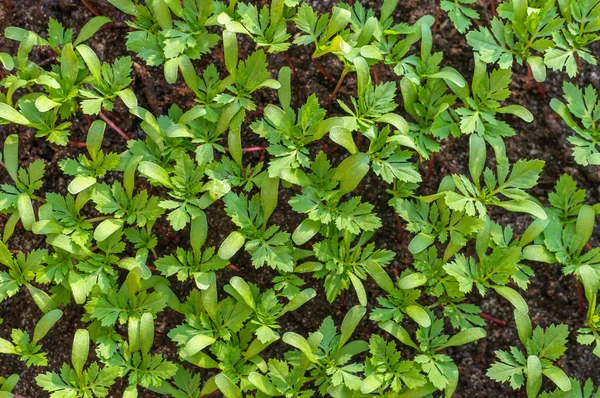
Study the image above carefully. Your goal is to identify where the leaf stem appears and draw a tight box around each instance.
[30,195,46,204]
[86,215,113,223]
[98,111,132,141]
[328,68,349,107]
[479,312,506,326]
[576,277,585,319]
[81,0,100,15]
[311,57,336,83]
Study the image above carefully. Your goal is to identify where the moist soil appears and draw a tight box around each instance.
[1,0,599,396]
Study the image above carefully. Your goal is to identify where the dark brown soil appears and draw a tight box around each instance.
[1,0,599,397]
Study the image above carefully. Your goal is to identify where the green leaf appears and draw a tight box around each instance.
[514,309,532,345]
[365,260,395,292]
[3,135,19,182]
[72,329,89,377]
[26,284,57,313]
[0,104,30,126]
[74,16,112,46]
[93,218,124,242]
[575,205,595,252]
[181,334,216,358]
[330,127,357,154]
[0,338,16,354]
[339,305,366,349]
[86,120,106,160]
[229,276,256,309]
[527,56,546,82]
[152,0,172,30]
[68,176,97,195]
[406,305,431,327]
[17,193,35,231]
[33,309,63,344]
[76,44,102,83]
[261,177,279,224]
[277,66,291,110]
[223,31,238,77]
[292,219,321,245]
[0,241,13,267]
[442,327,486,348]
[378,320,418,349]
[249,372,279,396]
[138,161,173,188]
[281,288,316,314]
[526,355,543,398]
[332,152,370,195]
[493,286,528,314]
[215,374,242,398]
[543,366,571,392]
[139,312,154,355]
[430,67,466,87]
[218,231,245,260]
[61,43,79,87]
[349,273,367,306]
[282,332,318,362]
[469,134,486,183]
[106,0,137,15]
[397,272,427,290]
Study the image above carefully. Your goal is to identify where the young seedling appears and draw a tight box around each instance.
[550,82,600,166]
[36,329,120,397]
[282,305,368,396]
[379,313,486,394]
[0,309,63,366]
[487,310,572,397]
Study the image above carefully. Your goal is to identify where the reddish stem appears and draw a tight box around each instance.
[425,153,436,182]
[479,312,506,326]
[228,264,239,271]
[68,141,87,147]
[3,0,11,6]
[526,63,532,91]
[490,0,496,17]
[81,0,100,15]
[281,53,299,82]
[328,71,348,108]
[319,142,338,153]
[356,132,363,148]
[312,57,336,83]
[394,214,403,237]
[574,52,581,83]
[98,112,132,141]
[242,146,267,153]
[576,278,585,319]
[536,81,546,98]
[155,223,179,242]
[372,64,380,86]
[433,2,441,35]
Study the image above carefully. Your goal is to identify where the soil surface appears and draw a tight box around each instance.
[1,0,600,397]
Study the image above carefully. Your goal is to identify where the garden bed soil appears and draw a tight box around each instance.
[1,0,600,396]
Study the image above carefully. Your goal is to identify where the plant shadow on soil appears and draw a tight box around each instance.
[1,0,600,396]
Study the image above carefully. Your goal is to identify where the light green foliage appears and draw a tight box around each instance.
[488,312,571,397]
[551,82,600,166]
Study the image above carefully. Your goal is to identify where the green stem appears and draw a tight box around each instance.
[30,195,46,204]
[87,215,113,223]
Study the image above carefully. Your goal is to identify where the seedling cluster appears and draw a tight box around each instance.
[0,0,600,396]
